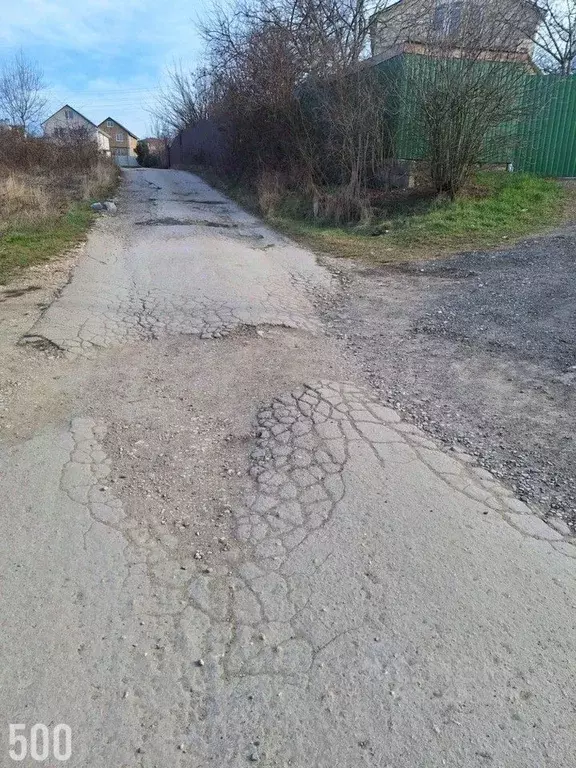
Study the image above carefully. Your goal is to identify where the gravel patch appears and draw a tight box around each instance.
[322,229,576,530]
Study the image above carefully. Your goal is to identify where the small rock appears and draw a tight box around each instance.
[91,202,104,211]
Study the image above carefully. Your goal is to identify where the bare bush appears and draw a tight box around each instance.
[196,0,394,219]
[161,0,537,217]
[395,1,535,197]
[0,130,117,230]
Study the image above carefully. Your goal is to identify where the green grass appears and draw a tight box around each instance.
[194,169,563,262]
[0,204,94,285]
[387,173,565,247]
[270,172,567,262]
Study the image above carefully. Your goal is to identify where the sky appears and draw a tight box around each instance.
[0,0,211,137]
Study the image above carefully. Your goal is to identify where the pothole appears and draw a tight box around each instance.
[135,217,238,228]
[18,334,64,354]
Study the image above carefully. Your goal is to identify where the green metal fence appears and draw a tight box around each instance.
[515,74,576,176]
[378,54,576,178]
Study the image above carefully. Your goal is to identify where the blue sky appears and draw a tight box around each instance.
[0,0,210,137]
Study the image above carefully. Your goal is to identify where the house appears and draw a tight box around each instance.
[42,105,110,153]
[142,137,166,156]
[370,0,542,64]
[98,118,138,166]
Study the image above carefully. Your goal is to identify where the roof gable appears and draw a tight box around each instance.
[42,104,98,128]
[99,116,138,140]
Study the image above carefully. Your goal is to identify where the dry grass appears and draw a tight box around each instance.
[0,131,119,283]
[0,174,51,226]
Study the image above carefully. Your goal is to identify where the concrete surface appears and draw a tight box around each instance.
[1,169,575,767]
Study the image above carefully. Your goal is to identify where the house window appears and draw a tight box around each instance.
[433,4,446,32]
[65,109,73,120]
[107,120,113,127]
[116,132,124,141]
[433,1,463,36]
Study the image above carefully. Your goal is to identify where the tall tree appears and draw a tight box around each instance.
[0,50,47,131]
[531,0,576,75]
[152,65,213,136]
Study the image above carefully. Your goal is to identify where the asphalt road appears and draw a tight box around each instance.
[1,169,575,767]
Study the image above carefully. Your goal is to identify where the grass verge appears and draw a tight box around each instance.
[0,204,95,284]
[194,168,569,263]
[0,158,119,285]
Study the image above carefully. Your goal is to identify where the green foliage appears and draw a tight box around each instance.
[262,172,566,260]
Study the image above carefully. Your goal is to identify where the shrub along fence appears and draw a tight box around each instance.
[382,54,576,178]
[169,54,576,180]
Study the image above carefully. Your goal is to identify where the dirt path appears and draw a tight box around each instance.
[1,169,575,767]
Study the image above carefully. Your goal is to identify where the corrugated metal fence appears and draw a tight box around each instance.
[515,74,576,176]
[380,55,576,178]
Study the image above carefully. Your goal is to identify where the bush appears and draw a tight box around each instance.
[0,130,117,230]
[136,140,162,167]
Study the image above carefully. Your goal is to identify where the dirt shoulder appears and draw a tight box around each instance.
[0,245,81,432]
[322,226,576,532]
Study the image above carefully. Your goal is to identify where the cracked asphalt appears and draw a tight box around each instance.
[1,169,575,767]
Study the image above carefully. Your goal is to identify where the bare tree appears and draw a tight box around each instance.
[197,0,395,215]
[175,0,536,213]
[152,65,213,136]
[530,0,576,74]
[0,50,47,131]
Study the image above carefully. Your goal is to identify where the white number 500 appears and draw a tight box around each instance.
[9,724,72,762]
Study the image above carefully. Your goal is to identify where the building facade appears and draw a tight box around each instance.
[370,0,542,63]
[98,118,138,165]
[42,105,110,153]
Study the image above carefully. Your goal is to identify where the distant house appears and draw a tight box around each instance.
[142,137,167,156]
[42,105,110,153]
[98,118,138,166]
[369,0,542,64]
[0,120,24,135]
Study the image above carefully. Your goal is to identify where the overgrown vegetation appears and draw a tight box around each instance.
[0,131,118,283]
[203,168,566,260]
[277,172,566,260]
[157,0,559,220]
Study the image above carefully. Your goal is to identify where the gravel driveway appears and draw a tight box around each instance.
[326,227,576,529]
